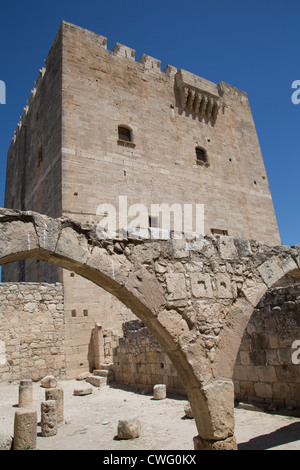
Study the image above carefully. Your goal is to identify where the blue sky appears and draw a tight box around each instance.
[0,0,299,246]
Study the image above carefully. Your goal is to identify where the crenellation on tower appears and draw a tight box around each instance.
[139,53,161,72]
[113,43,136,60]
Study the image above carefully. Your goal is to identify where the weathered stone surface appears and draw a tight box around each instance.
[184,402,194,419]
[73,386,93,396]
[117,418,141,439]
[193,434,237,450]
[218,237,239,260]
[190,273,213,298]
[41,375,57,388]
[0,283,64,383]
[166,273,186,300]
[0,433,13,450]
[201,380,235,440]
[18,379,33,408]
[234,283,300,409]
[86,375,107,387]
[153,384,167,400]
[76,372,91,381]
[258,257,285,287]
[41,400,57,437]
[45,387,64,424]
[13,409,37,450]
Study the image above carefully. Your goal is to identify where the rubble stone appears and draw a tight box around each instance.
[117,418,141,439]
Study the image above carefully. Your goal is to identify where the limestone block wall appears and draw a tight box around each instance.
[62,273,135,379]
[113,320,186,395]
[102,329,121,365]
[0,283,65,382]
[234,283,300,409]
[60,21,280,246]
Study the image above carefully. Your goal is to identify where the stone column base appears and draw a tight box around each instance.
[193,434,237,450]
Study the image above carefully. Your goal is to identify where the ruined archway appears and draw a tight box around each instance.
[233,276,300,411]
[1,208,300,450]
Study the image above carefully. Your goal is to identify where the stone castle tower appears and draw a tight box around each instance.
[2,21,281,378]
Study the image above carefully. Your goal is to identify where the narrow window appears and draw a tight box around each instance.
[211,228,228,236]
[195,147,208,165]
[38,145,43,167]
[118,126,132,142]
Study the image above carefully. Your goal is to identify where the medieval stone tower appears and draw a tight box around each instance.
[2,21,281,378]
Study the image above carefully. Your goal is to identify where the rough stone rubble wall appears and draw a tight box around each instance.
[234,283,300,409]
[1,278,300,410]
[110,285,300,408]
[0,283,65,382]
[112,320,186,395]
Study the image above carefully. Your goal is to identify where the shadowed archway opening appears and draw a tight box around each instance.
[233,273,300,414]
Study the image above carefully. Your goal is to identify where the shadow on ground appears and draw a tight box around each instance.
[238,422,300,450]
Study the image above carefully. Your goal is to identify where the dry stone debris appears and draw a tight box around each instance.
[73,387,93,396]
[41,375,58,389]
[117,418,141,439]
[184,402,194,419]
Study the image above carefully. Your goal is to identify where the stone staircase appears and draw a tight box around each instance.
[86,363,114,388]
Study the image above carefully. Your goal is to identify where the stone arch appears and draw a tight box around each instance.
[0,209,229,449]
[213,245,300,384]
[1,209,300,450]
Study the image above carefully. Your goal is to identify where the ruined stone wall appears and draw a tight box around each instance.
[62,273,135,379]
[110,284,300,408]
[234,283,300,409]
[0,283,65,382]
[113,321,186,395]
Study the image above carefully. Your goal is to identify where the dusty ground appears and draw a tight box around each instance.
[1,379,300,451]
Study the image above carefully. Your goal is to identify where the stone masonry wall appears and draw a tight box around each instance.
[111,285,300,408]
[2,20,281,383]
[113,320,186,395]
[234,283,300,409]
[0,283,65,382]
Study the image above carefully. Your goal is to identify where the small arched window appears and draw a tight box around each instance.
[195,146,209,167]
[117,125,135,148]
[118,125,132,143]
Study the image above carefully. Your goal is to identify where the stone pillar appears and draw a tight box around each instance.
[193,434,237,450]
[188,379,237,451]
[153,384,167,400]
[93,323,104,369]
[18,379,33,408]
[45,387,64,424]
[41,400,57,437]
[13,409,37,450]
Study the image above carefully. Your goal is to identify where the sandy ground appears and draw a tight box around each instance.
[1,379,300,451]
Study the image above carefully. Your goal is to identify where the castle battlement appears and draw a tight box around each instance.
[10,21,251,148]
